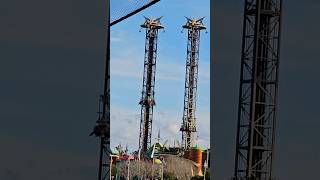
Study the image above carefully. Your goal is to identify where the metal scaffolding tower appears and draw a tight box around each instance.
[90,1,161,180]
[138,17,164,153]
[233,0,282,179]
[180,18,206,150]
[90,1,111,180]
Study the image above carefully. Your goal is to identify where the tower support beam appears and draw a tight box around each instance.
[233,0,282,179]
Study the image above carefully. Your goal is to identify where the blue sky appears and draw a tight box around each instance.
[2,0,320,179]
[110,0,210,151]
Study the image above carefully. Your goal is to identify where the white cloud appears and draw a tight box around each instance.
[168,122,180,135]
[110,52,210,83]
[109,8,211,151]
[111,36,124,43]
[110,105,210,151]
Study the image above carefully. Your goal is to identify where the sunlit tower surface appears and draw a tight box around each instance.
[233,0,282,179]
[180,18,206,150]
[139,17,164,152]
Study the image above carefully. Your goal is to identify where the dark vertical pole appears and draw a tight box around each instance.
[93,0,110,179]
[270,1,282,178]
[234,0,249,177]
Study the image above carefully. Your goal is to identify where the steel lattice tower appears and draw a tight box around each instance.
[90,2,111,180]
[180,18,206,150]
[138,17,164,152]
[233,0,282,179]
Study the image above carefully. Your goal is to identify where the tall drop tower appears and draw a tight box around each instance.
[138,17,164,153]
[180,18,206,150]
[233,0,282,179]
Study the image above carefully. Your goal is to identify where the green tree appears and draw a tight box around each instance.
[163,172,178,180]
[111,165,118,176]
[191,172,210,180]
[191,175,202,180]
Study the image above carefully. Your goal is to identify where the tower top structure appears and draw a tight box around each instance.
[182,17,206,30]
[141,16,164,29]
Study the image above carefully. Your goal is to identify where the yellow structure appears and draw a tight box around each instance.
[184,147,204,176]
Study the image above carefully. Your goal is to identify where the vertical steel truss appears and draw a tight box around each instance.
[139,17,164,152]
[90,1,110,180]
[180,18,206,150]
[234,0,282,179]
